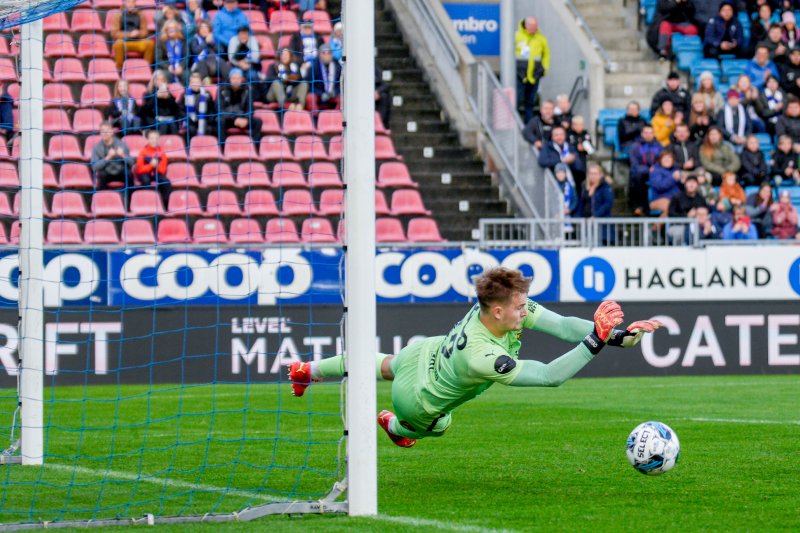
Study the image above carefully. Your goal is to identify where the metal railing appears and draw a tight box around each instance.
[563,0,618,72]
[410,0,459,67]
[480,217,702,248]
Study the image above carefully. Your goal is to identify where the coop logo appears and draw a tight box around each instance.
[0,253,104,306]
[451,16,498,33]
[572,257,615,301]
[790,257,800,297]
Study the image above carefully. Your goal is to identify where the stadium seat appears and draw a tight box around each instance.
[281,189,316,216]
[254,110,282,134]
[205,190,242,216]
[229,218,264,244]
[168,83,185,102]
[200,162,236,188]
[70,10,103,32]
[11,192,19,216]
[301,217,338,243]
[318,188,343,215]
[264,217,300,243]
[166,190,204,217]
[391,189,431,215]
[0,224,7,245]
[122,134,148,158]
[193,218,228,244]
[0,59,16,81]
[375,190,391,215]
[73,109,103,133]
[259,135,295,161]
[5,83,18,103]
[166,162,202,188]
[223,135,260,161]
[47,135,83,161]
[46,220,83,244]
[236,162,271,188]
[91,191,126,218]
[129,189,165,216]
[0,193,12,216]
[271,162,307,188]
[245,9,269,33]
[8,136,19,159]
[255,35,276,59]
[59,163,94,189]
[243,189,280,216]
[140,9,156,32]
[44,34,77,58]
[122,59,153,83]
[375,136,400,159]
[721,58,749,83]
[43,12,70,32]
[378,162,417,188]
[9,221,19,244]
[0,163,18,188]
[375,112,390,135]
[122,219,156,245]
[376,217,406,242]
[87,58,120,82]
[77,34,112,58]
[157,219,191,244]
[676,50,703,72]
[190,135,223,160]
[128,82,147,105]
[0,38,11,57]
[84,219,120,244]
[302,10,333,34]
[293,135,329,161]
[160,135,188,161]
[52,58,86,82]
[43,109,71,133]
[316,110,343,135]
[277,34,293,52]
[327,135,342,160]
[407,217,445,242]
[79,83,113,108]
[43,164,58,189]
[282,110,315,135]
[43,83,77,108]
[308,162,343,188]
[49,191,88,218]
[269,10,300,33]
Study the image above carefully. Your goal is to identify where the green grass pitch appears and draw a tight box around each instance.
[0,374,797,532]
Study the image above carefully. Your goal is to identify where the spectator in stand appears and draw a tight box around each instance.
[155,4,186,37]
[182,0,208,40]
[617,101,647,152]
[91,121,133,195]
[649,150,683,216]
[652,99,679,146]
[628,125,662,215]
[553,163,578,217]
[775,95,800,146]
[568,115,594,169]
[134,129,172,207]
[647,0,698,60]
[522,99,556,149]
[290,20,324,75]
[740,134,770,185]
[259,0,290,19]
[159,20,187,84]
[718,170,747,212]
[782,11,800,49]
[376,64,392,131]
[688,93,713,140]
[697,71,724,116]
[190,20,229,83]
[751,3,779,45]
[110,0,156,70]
[227,25,261,89]
[696,171,718,208]
[579,164,615,243]
[515,16,550,123]
[735,74,770,134]
[670,123,700,172]
[769,189,800,238]
[139,70,183,135]
[668,173,706,217]
[330,22,343,62]
[722,205,759,239]
[219,68,263,144]
[746,45,780,92]
[716,89,751,151]
[554,94,572,131]
[758,24,788,61]
[297,0,326,13]
[0,83,13,139]
[695,205,720,239]
[692,0,721,36]
[180,72,216,138]
[305,44,342,113]
[745,181,774,237]
[650,71,690,120]
[105,80,142,132]
[538,126,586,190]
[212,0,248,56]
[264,48,308,110]
[764,75,786,129]
[699,125,741,183]
[703,1,745,59]
[771,134,799,185]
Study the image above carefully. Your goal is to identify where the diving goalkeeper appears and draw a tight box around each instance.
[289,267,661,448]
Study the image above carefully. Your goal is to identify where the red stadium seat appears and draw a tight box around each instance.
[166,190,204,217]
[87,58,120,82]
[236,162,271,188]
[5,83,18,103]
[0,38,10,58]
[243,189,280,216]
[407,218,445,242]
[308,162,342,188]
[302,10,333,34]
[59,163,94,189]
[271,162,307,188]
[122,59,153,83]
[72,109,103,133]
[245,10,269,33]
[44,34,76,58]
[11,192,19,216]
[391,189,431,215]
[375,190,391,215]
[254,110,281,134]
[0,193,12,216]
[47,220,83,244]
[0,138,9,160]
[292,135,329,161]
[47,135,83,161]
[269,10,300,33]
[378,162,417,188]
[264,218,300,243]
[91,191,126,218]
[77,34,111,58]
[200,162,235,188]
[49,191,88,218]
[281,189,316,216]
[376,217,406,242]
[140,9,156,32]
[282,110,314,135]
[43,83,77,108]
[301,217,337,243]
[276,34,293,52]
[193,218,228,244]
[0,59,16,81]
[122,134,148,158]
[327,135,342,160]
[71,10,103,32]
[190,135,223,160]
[375,111,389,135]
[84,219,120,244]
[121,219,156,244]
[43,164,58,189]
[92,0,122,7]
[318,188,343,215]
[80,84,113,108]
[0,162,19,188]
[160,135,188,161]
[316,110,343,135]
[224,135,259,161]
[43,12,70,32]
[129,189,165,216]
[259,135,295,161]
[8,136,19,159]
[256,35,276,59]
[82,135,102,161]
[43,109,71,133]
[52,58,86,82]
[9,221,19,244]
[166,162,202,188]
[0,224,7,245]
[128,83,147,105]
[202,84,217,101]
[375,136,400,159]
[157,219,191,244]
[168,82,185,102]
[229,218,264,244]
[205,190,242,216]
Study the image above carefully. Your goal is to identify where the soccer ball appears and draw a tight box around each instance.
[626,421,680,475]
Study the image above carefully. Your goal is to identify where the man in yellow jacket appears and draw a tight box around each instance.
[515,17,550,123]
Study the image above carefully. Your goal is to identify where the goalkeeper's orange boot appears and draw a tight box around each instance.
[377,410,416,448]
[288,361,317,397]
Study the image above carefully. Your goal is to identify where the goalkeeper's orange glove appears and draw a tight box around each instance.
[582,300,624,355]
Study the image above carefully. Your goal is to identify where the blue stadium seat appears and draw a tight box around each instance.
[744,185,760,198]
[755,133,774,160]
[641,0,657,25]
[677,51,703,72]
[721,59,749,83]
[640,108,652,122]
[597,108,626,125]
[672,34,702,53]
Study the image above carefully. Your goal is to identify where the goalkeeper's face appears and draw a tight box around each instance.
[496,292,528,333]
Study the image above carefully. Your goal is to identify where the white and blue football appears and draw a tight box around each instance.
[626,421,680,475]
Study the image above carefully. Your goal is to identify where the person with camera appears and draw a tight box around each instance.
[304,44,342,115]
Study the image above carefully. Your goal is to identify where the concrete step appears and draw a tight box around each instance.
[605,83,659,99]
[577,4,631,18]
[606,49,658,61]
[584,15,628,30]
[595,35,641,51]
[612,60,668,74]
[605,96,653,109]
[605,72,664,85]
[392,132,461,146]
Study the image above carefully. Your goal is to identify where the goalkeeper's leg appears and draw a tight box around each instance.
[288,353,393,397]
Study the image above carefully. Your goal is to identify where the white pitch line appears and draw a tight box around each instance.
[679,417,800,425]
[369,515,520,533]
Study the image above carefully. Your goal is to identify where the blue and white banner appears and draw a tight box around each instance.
[443,3,501,56]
